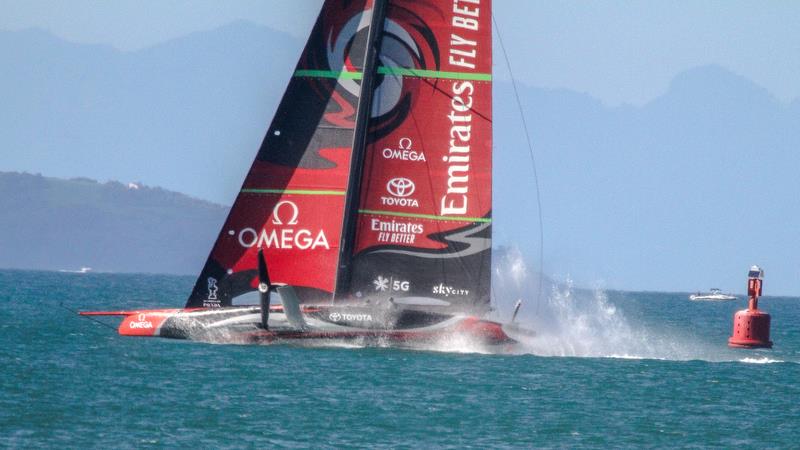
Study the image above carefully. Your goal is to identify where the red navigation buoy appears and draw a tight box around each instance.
[728,265,772,349]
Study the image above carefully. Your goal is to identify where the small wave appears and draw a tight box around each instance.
[739,357,784,364]
[604,354,654,360]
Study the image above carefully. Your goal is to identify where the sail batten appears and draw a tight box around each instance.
[240,189,346,196]
[358,209,491,223]
[377,66,492,80]
[294,70,365,79]
[294,68,493,81]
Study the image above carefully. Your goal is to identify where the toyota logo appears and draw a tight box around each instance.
[329,312,342,322]
[386,178,415,197]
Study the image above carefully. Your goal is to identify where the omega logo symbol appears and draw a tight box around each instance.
[271,200,299,225]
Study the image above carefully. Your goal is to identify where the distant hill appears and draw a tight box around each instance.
[0,172,227,274]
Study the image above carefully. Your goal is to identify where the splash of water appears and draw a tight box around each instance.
[490,246,737,361]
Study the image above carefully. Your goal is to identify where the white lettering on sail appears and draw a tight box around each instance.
[449,0,480,67]
[440,81,474,216]
[237,228,329,250]
[382,138,427,162]
[234,200,330,250]
[371,218,424,244]
[442,1,480,216]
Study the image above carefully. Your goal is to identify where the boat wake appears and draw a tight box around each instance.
[483,247,794,363]
[739,357,784,364]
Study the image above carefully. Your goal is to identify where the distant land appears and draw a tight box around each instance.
[1,24,798,294]
[0,172,227,275]
[0,171,537,289]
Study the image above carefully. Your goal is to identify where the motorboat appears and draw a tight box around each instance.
[689,288,736,301]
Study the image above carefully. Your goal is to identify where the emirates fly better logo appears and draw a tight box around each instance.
[382,178,419,207]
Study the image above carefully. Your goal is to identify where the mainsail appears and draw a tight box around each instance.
[342,0,493,312]
[186,0,492,313]
[186,0,374,307]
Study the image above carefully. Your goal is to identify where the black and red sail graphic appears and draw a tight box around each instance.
[186,0,375,307]
[345,0,493,312]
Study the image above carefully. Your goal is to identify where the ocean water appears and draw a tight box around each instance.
[1,268,799,448]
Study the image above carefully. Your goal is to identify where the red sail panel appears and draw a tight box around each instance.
[186,0,375,307]
[347,0,493,311]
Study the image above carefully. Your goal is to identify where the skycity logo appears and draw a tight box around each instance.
[233,200,330,250]
[432,283,470,297]
[382,178,419,208]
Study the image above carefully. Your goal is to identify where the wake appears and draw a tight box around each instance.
[486,247,793,364]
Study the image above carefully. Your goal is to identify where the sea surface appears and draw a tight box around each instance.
[1,269,799,448]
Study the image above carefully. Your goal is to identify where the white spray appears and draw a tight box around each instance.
[490,246,733,361]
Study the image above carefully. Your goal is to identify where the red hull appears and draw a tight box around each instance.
[80,307,514,346]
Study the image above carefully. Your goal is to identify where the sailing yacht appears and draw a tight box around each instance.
[82,0,526,345]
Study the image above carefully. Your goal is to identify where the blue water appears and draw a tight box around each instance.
[2,269,799,448]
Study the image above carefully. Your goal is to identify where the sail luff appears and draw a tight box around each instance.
[334,0,389,299]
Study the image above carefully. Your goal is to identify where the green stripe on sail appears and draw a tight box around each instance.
[293,70,363,80]
[241,189,346,196]
[359,209,491,223]
[377,66,492,81]
[294,68,491,81]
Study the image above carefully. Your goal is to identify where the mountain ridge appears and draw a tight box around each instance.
[1,23,798,293]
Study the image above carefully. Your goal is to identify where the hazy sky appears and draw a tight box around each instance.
[2,0,798,106]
